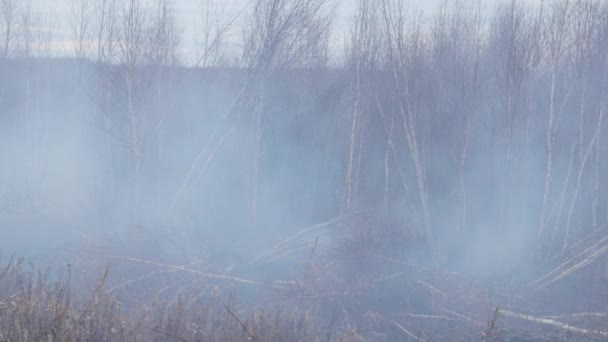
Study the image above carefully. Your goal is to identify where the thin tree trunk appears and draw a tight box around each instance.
[250,79,265,229]
[592,127,600,232]
[127,66,142,220]
[563,99,607,252]
[539,70,558,250]
[550,142,575,250]
[345,62,361,211]
[383,117,393,213]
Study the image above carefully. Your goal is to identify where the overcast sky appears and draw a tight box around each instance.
[27,0,535,62]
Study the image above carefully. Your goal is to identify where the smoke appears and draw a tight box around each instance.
[1,2,608,338]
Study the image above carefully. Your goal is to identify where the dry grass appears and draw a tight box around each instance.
[0,257,327,342]
[2,258,596,342]
[1,217,606,342]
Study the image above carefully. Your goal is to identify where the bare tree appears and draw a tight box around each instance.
[167,3,246,210]
[560,0,608,251]
[431,1,484,234]
[93,0,150,219]
[538,0,574,250]
[195,0,236,68]
[344,0,379,211]
[96,0,118,62]
[490,1,535,227]
[70,0,95,59]
[18,1,32,59]
[33,9,57,59]
[241,0,332,228]
[377,0,434,249]
[145,0,180,66]
[144,0,181,215]
[242,0,332,72]
[0,0,20,58]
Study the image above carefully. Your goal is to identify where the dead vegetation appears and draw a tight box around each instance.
[2,215,608,342]
[3,0,608,340]
[0,256,323,341]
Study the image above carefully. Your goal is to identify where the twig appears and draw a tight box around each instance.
[0,253,15,283]
[106,269,169,294]
[78,265,110,322]
[310,235,319,257]
[392,320,422,341]
[152,326,188,342]
[416,280,448,301]
[225,305,257,341]
[393,312,460,321]
[192,0,251,69]
[372,272,406,283]
[370,254,464,280]
[251,214,352,264]
[170,72,255,211]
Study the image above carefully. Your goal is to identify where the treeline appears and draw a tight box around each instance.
[1,0,608,266]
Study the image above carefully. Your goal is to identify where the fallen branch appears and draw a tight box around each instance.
[439,308,485,327]
[107,269,169,294]
[501,309,608,338]
[264,234,330,263]
[251,214,352,264]
[372,272,406,283]
[528,234,608,289]
[370,254,464,280]
[542,312,608,320]
[393,312,460,321]
[392,320,422,341]
[295,292,347,300]
[107,255,271,288]
[416,280,448,301]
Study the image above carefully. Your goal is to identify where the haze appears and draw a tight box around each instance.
[1,0,608,341]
